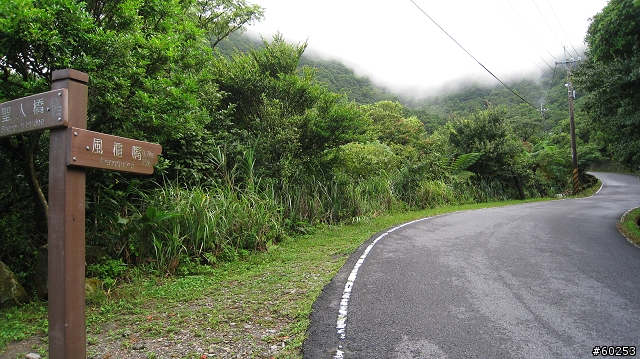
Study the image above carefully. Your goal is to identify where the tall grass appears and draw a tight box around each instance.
[134,173,502,272]
[277,173,400,226]
[90,149,285,274]
[89,150,517,275]
[136,181,284,272]
[278,177,335,225]
[338,176,397,220]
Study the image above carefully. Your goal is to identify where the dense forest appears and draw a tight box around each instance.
[1,0,638,298]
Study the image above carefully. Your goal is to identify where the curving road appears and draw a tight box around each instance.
[304,172,640,358]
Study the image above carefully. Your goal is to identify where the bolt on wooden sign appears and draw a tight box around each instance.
[0,89,69,138]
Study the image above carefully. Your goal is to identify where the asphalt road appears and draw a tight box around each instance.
[304,172,640,359]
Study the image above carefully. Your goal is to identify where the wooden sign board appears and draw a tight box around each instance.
[67,127,162,174]
[0,89,68,138]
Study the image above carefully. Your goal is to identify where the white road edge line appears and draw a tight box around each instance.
[333,217,430,359]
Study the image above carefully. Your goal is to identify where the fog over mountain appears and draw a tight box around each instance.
[247,0,606,97]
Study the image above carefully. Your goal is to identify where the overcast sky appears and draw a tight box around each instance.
[246,0,608,97]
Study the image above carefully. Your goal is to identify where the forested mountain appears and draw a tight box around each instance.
[216,31,263,55]
[298,56,400,104]
[226,24,606,183]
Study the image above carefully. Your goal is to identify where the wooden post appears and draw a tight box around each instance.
[568,78,580,194]
[48,69,89,359]
[556,47,580,194]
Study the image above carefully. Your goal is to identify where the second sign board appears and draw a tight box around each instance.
[67,127,162,174]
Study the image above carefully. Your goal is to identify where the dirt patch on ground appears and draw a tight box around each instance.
[1,289,300,359]
[2,319,290,359]
[1,337,43,359]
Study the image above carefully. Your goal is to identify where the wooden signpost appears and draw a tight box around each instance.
[0,69,162,358]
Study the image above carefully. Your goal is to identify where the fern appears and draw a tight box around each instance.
[449,152,483,174]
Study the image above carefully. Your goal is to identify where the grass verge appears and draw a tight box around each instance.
[577,179,603,198]
[0,198,555,358]
[618,207,640,246]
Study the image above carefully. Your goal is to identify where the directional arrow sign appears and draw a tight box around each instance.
[0,89,68,138]
[67,127,162,174]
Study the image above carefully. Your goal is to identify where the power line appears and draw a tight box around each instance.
[542,63,557,118]
[531,0,577,58]
[408,0,538,111]
[538,55,554,72]
[534,61,550,77]
[494,0,555,73]
[546,64,557,102]
[504,0,556,60]
[545,0,582,58]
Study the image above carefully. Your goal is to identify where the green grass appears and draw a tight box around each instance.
[618,207,640,246]
[577,179,603,198]
[0,302,48,349]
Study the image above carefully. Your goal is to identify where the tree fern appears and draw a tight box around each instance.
[449,152,483,174]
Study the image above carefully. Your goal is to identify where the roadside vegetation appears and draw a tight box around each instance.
[619,208,640,246]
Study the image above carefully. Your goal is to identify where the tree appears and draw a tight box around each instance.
[448,107,532,199]
[211,35,372,180]
[361,101,428,153]
[329,141,400,182]
[0,0,97,227]
[194,0,264,48]
[506,103,545,143]
[0,0,256,284]
[574,0,640,171]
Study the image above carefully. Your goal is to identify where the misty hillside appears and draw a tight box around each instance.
[299,56,401,104]
[217,31,572,128]
[217,32,399,104]
[418,67,573,122]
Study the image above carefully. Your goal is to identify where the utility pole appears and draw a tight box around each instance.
[556,47,580,194]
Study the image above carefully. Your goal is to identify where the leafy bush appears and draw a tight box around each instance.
[329,141,400,181]
[86,258,128,290]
